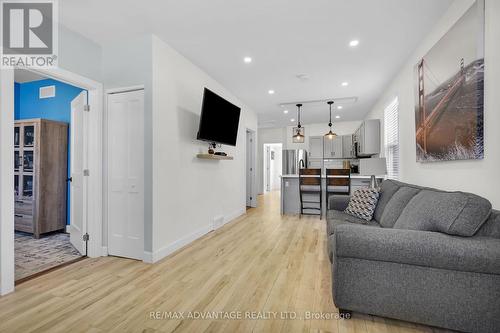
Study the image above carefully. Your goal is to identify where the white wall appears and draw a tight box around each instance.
[58,25,102,82]
[364,0,500,208]
[150,35,258,262]
[257,121,361,194]
[0,70,15,295]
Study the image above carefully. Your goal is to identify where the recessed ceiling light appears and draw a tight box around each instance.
[244,57,252,63]
[268,90,275,95]
[349,40,359,47]
[337,106,343,110]
[335,115,341,119]
[290,118,295,122]
[341,82,349,87]
[283,110,289,114]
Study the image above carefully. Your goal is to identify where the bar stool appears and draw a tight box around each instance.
[326,169,351,213]
[299,168,322,219]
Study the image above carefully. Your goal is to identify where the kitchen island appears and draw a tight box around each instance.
[280,174,383,216]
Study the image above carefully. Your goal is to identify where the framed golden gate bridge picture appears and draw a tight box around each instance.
[414,0,484,162]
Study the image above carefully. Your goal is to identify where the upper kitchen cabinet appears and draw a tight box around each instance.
[323,136,343,159]
[355,119,380,157]
[342,135,356,158]
[309,136,323,159]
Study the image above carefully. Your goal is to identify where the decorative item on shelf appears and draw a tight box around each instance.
[343,160,351,170]
[324,101,337,140]
[292,104,305,143]
[359,158,387,189]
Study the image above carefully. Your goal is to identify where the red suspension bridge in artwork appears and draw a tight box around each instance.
[416,58,466,154]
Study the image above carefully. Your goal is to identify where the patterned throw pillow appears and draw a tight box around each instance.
[344,188,380,221]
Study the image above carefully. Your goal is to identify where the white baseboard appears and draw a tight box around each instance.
[143,208,246,264]
[101,246,108,256]
[222,208,246,227]
[143,225,211,263]
[65,225,70,233]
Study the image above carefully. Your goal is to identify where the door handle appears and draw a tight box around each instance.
[15,214,23,218]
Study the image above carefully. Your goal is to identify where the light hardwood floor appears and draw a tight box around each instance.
[0,191,453,333]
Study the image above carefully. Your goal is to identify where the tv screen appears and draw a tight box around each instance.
[197,88,241,146]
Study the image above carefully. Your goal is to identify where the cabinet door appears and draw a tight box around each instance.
[342,135,354,158]
[362,119,381,155]
[332,137,343,158]
[323,137,333,158]
[309,136,323,159]
[358,123,365,154]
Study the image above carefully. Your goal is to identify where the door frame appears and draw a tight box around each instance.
[104,85,145,260]
[246,129,257,208]
[263,143,282,193]
[0,67,103,295]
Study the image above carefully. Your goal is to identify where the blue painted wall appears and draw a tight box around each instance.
[15,79,85,225]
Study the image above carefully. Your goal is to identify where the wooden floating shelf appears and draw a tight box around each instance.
[197,154,234,160]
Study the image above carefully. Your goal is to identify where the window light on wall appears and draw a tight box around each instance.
[384,97,399,180]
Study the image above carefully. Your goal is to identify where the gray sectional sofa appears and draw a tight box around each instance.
[327,180,500,333]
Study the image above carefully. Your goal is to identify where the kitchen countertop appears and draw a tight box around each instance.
[281,174,380,179]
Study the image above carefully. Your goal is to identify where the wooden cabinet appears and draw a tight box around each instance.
[355,119,380,157]
[14,119,68,238]
[309,136,323,159]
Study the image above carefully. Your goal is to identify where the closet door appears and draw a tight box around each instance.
[107,89,144,260]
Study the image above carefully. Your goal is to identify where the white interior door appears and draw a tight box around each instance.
[70,91,88,255]
[107,89,144,260]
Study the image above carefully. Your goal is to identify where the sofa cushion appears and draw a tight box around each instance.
[373,180,403,222]
[379,187,421,228]
[344,188,380,221]
[475,210,500,239]
[394,190,492,236]
[326,210,380,236]
[334,223,500,275]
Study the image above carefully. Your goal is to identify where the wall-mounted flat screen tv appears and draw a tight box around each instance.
[197,88,241,146]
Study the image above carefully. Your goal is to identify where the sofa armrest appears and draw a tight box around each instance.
[333,224,500,275]
[329,195,350,211]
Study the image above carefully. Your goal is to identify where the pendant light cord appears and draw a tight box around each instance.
[296,104,302,128]
[328,101,333,127]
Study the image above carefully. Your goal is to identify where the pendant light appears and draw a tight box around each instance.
[293,103,305,143]
[324,101,337,140]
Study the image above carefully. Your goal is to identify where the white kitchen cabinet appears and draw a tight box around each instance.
[309,136,323,159]
[342,135,355,158]
[355,119,380,157]
[323,136,343,158]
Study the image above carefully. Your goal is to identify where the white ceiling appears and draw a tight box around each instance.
[14,69,47,83]
[59,0,453,127]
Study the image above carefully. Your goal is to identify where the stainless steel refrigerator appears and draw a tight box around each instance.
[282,149,308,175]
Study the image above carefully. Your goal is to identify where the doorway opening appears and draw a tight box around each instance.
[1,67,103,295]
[263,143,282,194]
[13,69,88,283]
[246,129,257,209]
